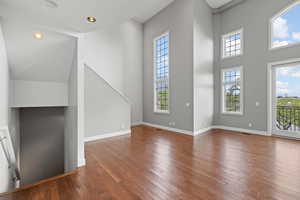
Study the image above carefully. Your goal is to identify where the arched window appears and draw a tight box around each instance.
[270,1,300,49]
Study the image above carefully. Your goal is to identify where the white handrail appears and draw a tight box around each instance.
[0,136,12,167]
[0,127,16,166]
[84,64,131,104]
[0,126,21,185]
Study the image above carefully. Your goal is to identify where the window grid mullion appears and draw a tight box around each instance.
[154,33,170,113]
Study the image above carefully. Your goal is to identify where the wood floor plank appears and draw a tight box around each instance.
[1,125,300,200]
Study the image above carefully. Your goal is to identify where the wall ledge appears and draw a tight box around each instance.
[139,122,269,137]
[212,125,269,136]
[141,122,195,136]
[84,130,131,143]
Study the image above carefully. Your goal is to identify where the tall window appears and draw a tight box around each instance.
[154,32,170,113]
[222,29,243,59]
[270,1,300,49]
[221,67,243,115]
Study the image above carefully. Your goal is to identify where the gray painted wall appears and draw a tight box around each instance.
[193,0,214,132]
[84,66,131,138]
[213,0,300,131]
[20,107,64,186]
[143,0,194,131]
[122,20,144,125]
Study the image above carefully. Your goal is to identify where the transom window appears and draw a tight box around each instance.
[154,32,170,113]
[221,67,243,115]
[270,1,300,49]
[222,29,243,59]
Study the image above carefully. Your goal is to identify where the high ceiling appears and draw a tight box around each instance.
[206,0,233,9]
[0,0,174,82]
[0,0,174,33]
[0,0,233,83]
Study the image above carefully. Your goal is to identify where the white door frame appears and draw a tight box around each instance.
[267,58,300,137]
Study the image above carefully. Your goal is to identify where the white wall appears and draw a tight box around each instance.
[0,22,9,127]
[77,38,85,167]
[0,20,13,193]
[193,0,214,132]
[80,27,124,93]
[121,20,143,125]
[84,66,131,138]
[11,80,68,108]
[80,20,143,126]
[64,41,81,172]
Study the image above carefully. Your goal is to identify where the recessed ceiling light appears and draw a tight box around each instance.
[34,32,43,40]
[87,17,96,23]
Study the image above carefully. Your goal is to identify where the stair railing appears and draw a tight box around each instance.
[0,127,21,188]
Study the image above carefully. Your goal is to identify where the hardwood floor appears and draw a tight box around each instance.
[1,125,300,200]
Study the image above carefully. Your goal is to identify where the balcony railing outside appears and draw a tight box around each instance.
[276,106,300,132]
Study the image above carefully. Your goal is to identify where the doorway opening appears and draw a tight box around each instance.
[269,59,300,139]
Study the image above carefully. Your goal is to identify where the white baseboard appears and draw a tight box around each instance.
[84,130,131,142]
[212,125,268,136]
[78,158,86,167]
[131,121,143,126]
[142,122,195,136]
[140,122,268,137]
[194,127,214,136]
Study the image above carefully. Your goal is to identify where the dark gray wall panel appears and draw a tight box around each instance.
[20,107,64,186]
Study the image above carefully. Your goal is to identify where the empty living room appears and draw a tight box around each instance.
[1,0,300,199]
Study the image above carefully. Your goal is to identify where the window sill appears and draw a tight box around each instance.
[154,110,170,115]
[222,53,243,60]
[269,42,300,51]
[221,112,243,116]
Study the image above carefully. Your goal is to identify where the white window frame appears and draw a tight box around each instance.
[269,1,300,51]
[222,29,243,59]
[221,66,244,115]
[267,58,300,137]
[153,31,170,114]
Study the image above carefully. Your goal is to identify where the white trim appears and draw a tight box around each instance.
[84,130,131,142]
[154,110,170,115]
[267,62,273,136]
[0,126,17,167]
[221,28,243,59]
[194,127,213,136]
[142,122,212,136]
[269,1,300,51]
[153,31,170,114]
[221,66,244,115]
[78,158,86,167]
[267,58,300,137]
[85,64,131,104]
[140,122,270,137]
[131,121,143,126]
[212,125,269,136]
[142,122,194,136]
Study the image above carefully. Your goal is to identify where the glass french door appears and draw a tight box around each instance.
[272,62,300,138]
